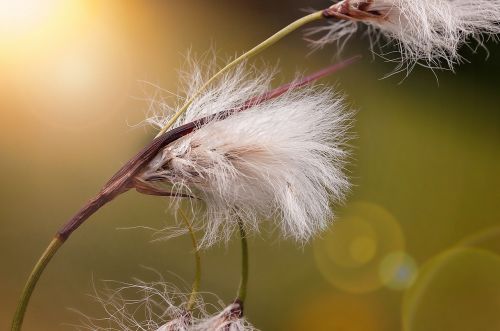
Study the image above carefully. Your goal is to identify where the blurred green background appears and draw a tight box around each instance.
[1,1,500,330]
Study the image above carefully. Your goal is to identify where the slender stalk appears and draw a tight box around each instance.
[156,11,324,136]
[236,220,248,304]
[10,60,355,331]
[11,236,63,331]
[178,208,201,311]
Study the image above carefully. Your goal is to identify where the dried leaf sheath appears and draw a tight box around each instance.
[57,122,201,240]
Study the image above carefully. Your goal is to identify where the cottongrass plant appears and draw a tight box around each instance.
[12,53,357,330]
[191,300,255,331]
[74,208,253,331]
[14,2,500,330]
[139,60,353,247]
[74,278,194,331]
[73,278,255,331]
[308,0,500,72]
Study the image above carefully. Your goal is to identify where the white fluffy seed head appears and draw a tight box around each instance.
[192,301,256,331]
[308,0,500,73]
[73,277,256,331]
[73,279,197,331]
[156,315,191,331]
[139,61,353,247]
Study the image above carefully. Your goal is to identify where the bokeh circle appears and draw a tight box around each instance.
[402,247,500,331]
[314,201,406,293]
[379,251,418,290]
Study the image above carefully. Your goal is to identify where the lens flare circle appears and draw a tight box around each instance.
[458,225,500,254]
[350,235,377,264]
[379,251,418,290]
[402,247,500,331]
[314,201,405,293]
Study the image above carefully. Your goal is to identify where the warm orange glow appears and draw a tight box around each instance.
[0,0,60,35]
[0,1,136,129]
[290,293,389,331]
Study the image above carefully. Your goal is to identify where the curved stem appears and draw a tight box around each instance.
[11,9,350,330]
[11,236,63,331]
[178,208,201,311]
[9,59,358,331]
[156,10,324,136]
[236,220,248,304]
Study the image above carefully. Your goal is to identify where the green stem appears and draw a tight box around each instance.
[11,236,64,331]
[236,220,248,304]
[12,10,327,330]
[156,11,324,136]
[179,208,201,311]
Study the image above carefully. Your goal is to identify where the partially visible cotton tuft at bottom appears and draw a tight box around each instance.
[73,279,256,331]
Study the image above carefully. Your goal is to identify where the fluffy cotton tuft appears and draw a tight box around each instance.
[308,0,500,72]
[192,301,256,331]
[72,279,195,331]
[139,62,352,247]
[73,278,256,331]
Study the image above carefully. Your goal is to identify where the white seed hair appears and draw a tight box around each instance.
[307,0,500,73]
[140,61,353,247]
[192,302,256,331]
[72,277,256,331]
[72,278,196,331]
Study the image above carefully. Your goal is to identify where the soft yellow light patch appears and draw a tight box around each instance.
[314,201,405,293]
[350,235,378,264]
